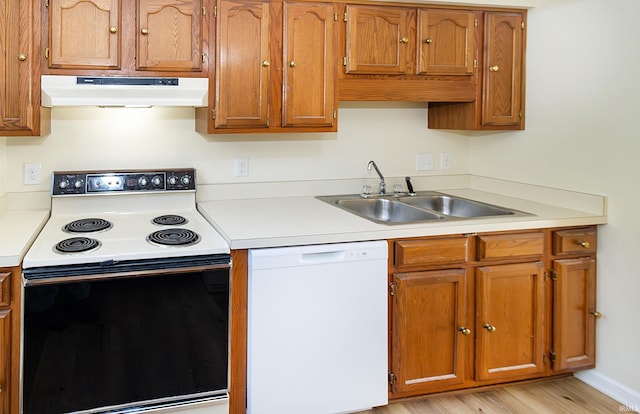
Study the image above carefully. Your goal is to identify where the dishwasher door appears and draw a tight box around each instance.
[247,241,389,414]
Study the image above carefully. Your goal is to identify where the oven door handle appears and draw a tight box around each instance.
[23,263,231,287]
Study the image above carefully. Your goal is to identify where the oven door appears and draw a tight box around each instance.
[21,265,230,414]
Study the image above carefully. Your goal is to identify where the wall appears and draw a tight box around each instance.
[468,0,640,403]
[5,102,468,194]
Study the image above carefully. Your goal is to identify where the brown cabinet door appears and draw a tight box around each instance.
[137,0,203,71]
[215,0,270,128]
[0,0,46,136]
[552,257,597,371]
[49,0,121,69]
[417,9,476,75]
[481,11,524,127]
[282,2,336,127]
[0,309,11,414]
[475,262,545,381]
[391,269,469,394]
[345,5,413,74]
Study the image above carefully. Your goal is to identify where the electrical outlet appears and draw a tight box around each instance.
[416,153,434,171]
[234,157,249,177]
[440,153,452,170]
[24,163,42,185]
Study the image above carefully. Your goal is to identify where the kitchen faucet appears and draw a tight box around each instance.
[367,160,386,194]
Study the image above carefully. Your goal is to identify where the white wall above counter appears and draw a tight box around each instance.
[371,0,536,7]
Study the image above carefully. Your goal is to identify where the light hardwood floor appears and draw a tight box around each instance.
[357,376,633,414]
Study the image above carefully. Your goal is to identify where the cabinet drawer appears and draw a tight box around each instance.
[553,227,597,255]
[477,232,543,261]
[395,237,470,268]
[0,272,10,308]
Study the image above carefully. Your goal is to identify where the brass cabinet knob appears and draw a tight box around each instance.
[458,326,471,336]
[289,61,296,67]
[577,240,591,248]
[110,26,117,33]
[262,60,270,67]
[423,37,432,44]
[18,53,27,61]
[483,323,496,333]
[400,37,409,43]
[489,65,500,72]
[141,28,149,35]
[590,310,602,319]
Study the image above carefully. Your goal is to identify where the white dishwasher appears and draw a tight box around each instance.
[247,241,389,414]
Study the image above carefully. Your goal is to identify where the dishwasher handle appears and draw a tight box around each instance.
[300,250,347,264]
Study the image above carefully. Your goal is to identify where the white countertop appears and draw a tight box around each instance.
[197,186,607,250]
[0,209,50,267]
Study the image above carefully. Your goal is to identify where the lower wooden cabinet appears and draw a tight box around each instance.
[0,268,20,414]
[389,226,598,399]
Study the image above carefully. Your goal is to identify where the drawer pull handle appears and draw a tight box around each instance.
[590,310,602,319]
[577,240,591,248]
[458,326,471,336]
[483,323,496,333]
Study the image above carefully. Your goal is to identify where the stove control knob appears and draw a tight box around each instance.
[58,179,70,189]
[151,175,163,187]
[180,175,191,186]
[138,176,149,188]
[167,175,178,186]
[73,179,84,189]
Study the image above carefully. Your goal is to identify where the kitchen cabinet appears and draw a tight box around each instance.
[339,4,478,102]
[0,0,50,136]
[428,10,526,130]
[388,227,600,400]
[44,0,206,74]
[550,227,598,371]
[0,268,21,414]
[196,0,337,134]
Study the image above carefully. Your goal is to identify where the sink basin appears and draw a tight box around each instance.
[316,191,531,225]
[397,194,515,217]
[335,198,444,224]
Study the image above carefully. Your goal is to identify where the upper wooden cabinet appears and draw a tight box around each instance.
[0,0,50,136]
[196,0,337,134]
[344,5,413,75]
[339,4,479,103]
[417,9,477,76]
[428,10,526,130]
[45,0,206,74]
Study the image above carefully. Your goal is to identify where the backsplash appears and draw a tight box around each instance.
[4,102,469,194]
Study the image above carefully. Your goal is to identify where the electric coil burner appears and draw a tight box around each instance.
[21,169,231,414]
[54,236,101,253]
[63,217,113,233]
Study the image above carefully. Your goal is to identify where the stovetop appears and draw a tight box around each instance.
[22,169,230,271]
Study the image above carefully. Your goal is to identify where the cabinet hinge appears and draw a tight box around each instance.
[343,56,347,66]
[333,110,337,119]
[213,6,217,18]
[550,351,556,363]
[202,6,206,16]
[389,281,395,296]
[343,12,348,22]
[550,269,557,281]
[519,111,523,118]
[473,59,477,69]
[211,109,216,120]
[542,353,547,364]
[202,53,206,63]
[388,371,395,386]
[334,12,338,21]
[521,21,525,30]
[474,18,478,28]
[44,48,49,60]
[44,0,49,7]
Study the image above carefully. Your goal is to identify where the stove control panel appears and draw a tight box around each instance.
[52,169,196,196]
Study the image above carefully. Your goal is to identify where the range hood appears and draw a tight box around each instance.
[41,75,208,107]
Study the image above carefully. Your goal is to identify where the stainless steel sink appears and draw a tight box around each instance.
[335,198,444,224]
[317,192,530,225]
[397,194,515,217]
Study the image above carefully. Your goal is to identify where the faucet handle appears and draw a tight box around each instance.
[393,184,403,195]
[361,185,372,198]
